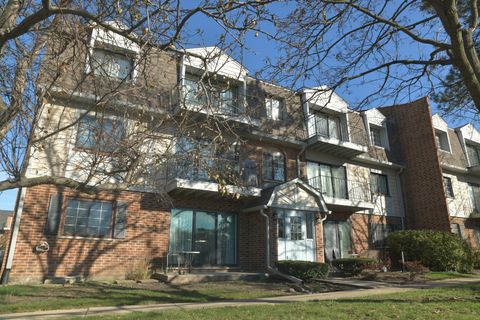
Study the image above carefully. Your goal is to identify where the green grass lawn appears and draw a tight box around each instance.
[423,272,476,281]
[81,284,480,320]
[0,280,295,314]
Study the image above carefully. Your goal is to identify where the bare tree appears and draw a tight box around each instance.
[262,0,480,121]
[0,0,276,196]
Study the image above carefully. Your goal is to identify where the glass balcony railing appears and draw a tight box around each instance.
[307,175,371,202]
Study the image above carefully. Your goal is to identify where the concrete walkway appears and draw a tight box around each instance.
[1,277,479,320]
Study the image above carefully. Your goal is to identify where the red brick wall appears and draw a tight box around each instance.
[5,184,276,282]
[379,98,451,231]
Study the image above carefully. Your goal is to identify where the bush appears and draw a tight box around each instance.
[473,251,480,270]
[387,230,474,273]
[276,260,329,282]
[125,259,152,281]
[331,258,376,276]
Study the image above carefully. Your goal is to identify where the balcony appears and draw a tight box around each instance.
[307,175,374,211]
[164,157,261,197]
[306,115,367,158]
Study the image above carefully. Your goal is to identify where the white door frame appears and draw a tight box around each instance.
[277,209,316,262]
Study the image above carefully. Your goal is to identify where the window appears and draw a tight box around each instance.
[307,162,347,199]
[313,112,342,140]
[183,73,240,115]
[370,173,389,195]
[468,183,480,212]
[64,199,113,237]
[76,115,124,152]
[370,223,401,248]
[263,149,285,182]
[466,143,480,167]
[370,126,383,147]
[443,176,454,198]
[278,216,285,239]
[290,216,303,240]
[91,48,133,80]
[435,131,450,152]
[450,223,462,237]
[306,212,314,240]
[266,97,283,121]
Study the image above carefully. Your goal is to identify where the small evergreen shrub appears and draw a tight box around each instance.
[331,258,376,276]
[276,260,329,282]
[387,230,474,273]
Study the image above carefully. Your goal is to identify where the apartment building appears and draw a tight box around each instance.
[0,24,476,283]
[380,99,480,248]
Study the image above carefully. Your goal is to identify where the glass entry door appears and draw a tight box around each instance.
[323,220,352,263]
[169,209,237,267]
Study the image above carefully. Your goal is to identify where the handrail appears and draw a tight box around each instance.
[307,175,371,202]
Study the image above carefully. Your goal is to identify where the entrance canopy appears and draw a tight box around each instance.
[244,178,329,213]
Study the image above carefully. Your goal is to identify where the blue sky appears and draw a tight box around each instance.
[0,2,478,211]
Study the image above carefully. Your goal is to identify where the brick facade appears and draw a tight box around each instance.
[380,98,451,232]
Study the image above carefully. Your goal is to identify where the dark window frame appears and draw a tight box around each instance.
[370,173,390,196]
[443,176,455,198]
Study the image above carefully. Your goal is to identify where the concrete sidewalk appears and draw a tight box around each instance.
[1,277,479,320]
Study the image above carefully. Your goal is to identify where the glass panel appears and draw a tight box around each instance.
[169,209,193,253]
[263,152,273,180]
[319,164,333,197]
[332,166,347,199]
[92,48,132,79]
[194,211,216,266]
[306,162,320,188]
[323,221,338,262]
[278,215,285,239]
[290,216,303,240]
[306,212,314,240]
[273,152,285,181]
[467,144,480,166]
[271,99,281,120]
[315,114,328,137]
[217,213,236,265]
[338,221,352,258]
[64,199,112,237]
[329,116,340,139]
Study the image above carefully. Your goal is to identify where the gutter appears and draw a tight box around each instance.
[1,187,27,284]
[396,167,406,230]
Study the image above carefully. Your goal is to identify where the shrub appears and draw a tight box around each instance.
[331,258,376,276]
[276,260,329,282]
[472,251,480,270]
[387,230,474,273]
[125,259,152,281]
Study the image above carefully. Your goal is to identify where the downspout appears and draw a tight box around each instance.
[396,167,406,230]
[259,209,270,268]
[1,187,27,284]
[297,144,307,179]
[259,208,305,287]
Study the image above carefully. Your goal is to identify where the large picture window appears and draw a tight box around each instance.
[64,199,113,237]
[263,149,285,182]
[76,115,124,152]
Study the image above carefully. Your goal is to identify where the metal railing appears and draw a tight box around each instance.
[165,157,258,187]
[306,114,349,141]
[182,86,245,116]
[307,175,371,202]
